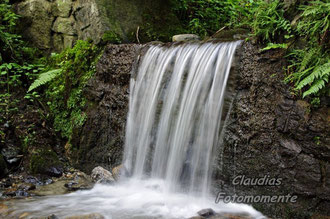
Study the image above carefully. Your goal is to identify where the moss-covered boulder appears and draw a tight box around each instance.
[30,149,63,177]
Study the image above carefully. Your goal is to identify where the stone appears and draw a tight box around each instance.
[197,208,216,218]
[31,179,70,196]
[112,164,124,181]
[53,33,64,52]
[64,171,93,191]
[45,166,63,177]
[29,149,63,177]
[279,139,302,154]
[172,34,200,42]
[210,28,250,41]
[73,0,105,44]
[1,146,21,164]
[65,213,105,219]
[44,215,59,219]
[16,0,54,50]
[63,35,77,49]
[53,0,72,18]
[52,17,77,36]
[18,183,36,191]
[91,166,115,184]
[0,155,7,178]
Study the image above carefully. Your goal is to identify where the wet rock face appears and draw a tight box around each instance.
[70,44,141,173]
[69,42,329,217]
[216,42,330,218]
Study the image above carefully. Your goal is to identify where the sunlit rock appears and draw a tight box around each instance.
[91,166,115,184]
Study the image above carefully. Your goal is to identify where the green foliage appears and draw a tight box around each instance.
[244,0,292,42]
[45,40,99,139]
[28,69,62,92]
[297,62,329,97]
[286,47,329,98]
[172,0,244,37]
[261,43,288,51]
[0,0,22,62]
[0,0,45,125]
[311,97,321,108]
[227,0,329,99]
[102,31,122,44]
[296,1,330,39]
[140,9,187,42]
[283,0,330,99]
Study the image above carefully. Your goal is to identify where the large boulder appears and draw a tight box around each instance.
[52,17,77,36]
[16,0,54,50]
[91,166,114,184]
[53,0,72,18]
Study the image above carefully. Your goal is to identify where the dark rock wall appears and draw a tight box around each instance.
[70,44,141,173]
[217,42,330,218]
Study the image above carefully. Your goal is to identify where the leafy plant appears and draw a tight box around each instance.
[296,1,330,41]
[0,0,25,62]
[284,0,330,98]
[28,69,62,92]
[261,43,289,51]
[171,0,244,37]
[247,0,292,43]
[296,62,329,97]
[45,40,100,139]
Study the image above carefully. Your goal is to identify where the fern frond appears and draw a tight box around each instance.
[296,62,330,90]
[302,78,326,98]
[28,69,62,92]
[261,43,288,51]
[298,48,318,72]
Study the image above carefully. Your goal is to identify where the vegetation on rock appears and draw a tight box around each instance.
[43,41,100,140]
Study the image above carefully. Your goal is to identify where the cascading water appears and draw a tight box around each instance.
[5,42,265,219]
[123,42,241,196]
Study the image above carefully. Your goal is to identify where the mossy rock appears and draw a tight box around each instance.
[210,28,250,41]
[30,149,63,177]
[0,155,7,178]
[101,31,122,44]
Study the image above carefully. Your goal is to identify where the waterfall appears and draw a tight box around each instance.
[123,41,241,195]
[8,41,265,219]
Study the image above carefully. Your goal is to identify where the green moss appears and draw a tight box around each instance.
[29,149,61,174]
[102,31,122,44]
